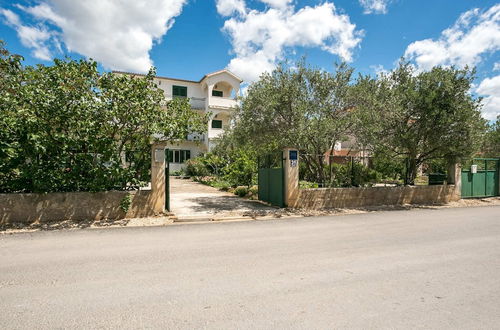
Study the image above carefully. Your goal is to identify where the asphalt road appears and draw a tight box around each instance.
[1,206,500,329]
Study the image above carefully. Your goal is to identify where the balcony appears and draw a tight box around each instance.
[190,97,206,110]
[187,132,205,142]
[208,129,223,140]
[164,94,206,110]
[209,96,238,110]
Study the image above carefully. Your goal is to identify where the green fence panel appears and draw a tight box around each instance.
[258,167,284,207]
[461,158,499,198]
[268,168,284,207]
[258,168,270,203]
[486,170,498,196]
[472,172,487,197]
[461,171,473,198]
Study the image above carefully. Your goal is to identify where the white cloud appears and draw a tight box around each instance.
[476,75,500,121]
[259,0,293,9]
[359,0,390,15]
[494,62,500,71]
[0,8,53,60]
[1,0,187,72]
[216,0,246,17]
[404,4,500,71]
[370,64,388,76]
[219,1,363,82]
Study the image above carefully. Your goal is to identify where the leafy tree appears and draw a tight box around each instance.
[0,41,24,190]
[0,41,206,193]
[354,60,486,185]
[482,115,500,157]
[230,60,356,185]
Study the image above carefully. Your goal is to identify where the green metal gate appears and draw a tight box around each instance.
[258,153,285,207]
[461,158,499,198]
[165,149,170,212]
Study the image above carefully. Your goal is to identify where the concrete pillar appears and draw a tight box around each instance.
[151,142,166,213]
[283,148,300,207]
[447,162,462,200]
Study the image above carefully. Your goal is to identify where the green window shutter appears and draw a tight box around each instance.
[212,90,223,97]
[173,85,187,98]
[211,120,223,129]
[166,150,174,163]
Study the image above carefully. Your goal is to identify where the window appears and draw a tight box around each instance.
[166,149,191,164]
[172,85,187,98]
[212,90,223,97]
[211,120,223,129]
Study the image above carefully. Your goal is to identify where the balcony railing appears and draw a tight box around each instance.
[187,132,205,142]
[208,129,223,139]
[209,96,238,109]
[190,97,206,110]
[164,94,206,110]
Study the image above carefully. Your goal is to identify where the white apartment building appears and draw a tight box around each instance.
[115,69,242,172]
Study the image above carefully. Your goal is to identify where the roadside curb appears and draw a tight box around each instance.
[172,213,307,225]
[173,215,254,223]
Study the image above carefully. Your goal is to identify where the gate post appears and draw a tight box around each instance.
[283,148,300,207]
[447,161,462,200]
[151,142,166,213]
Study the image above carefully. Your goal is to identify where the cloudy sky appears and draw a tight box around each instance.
[0,0,499,120]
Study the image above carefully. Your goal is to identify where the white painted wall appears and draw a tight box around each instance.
[123,70,242,173]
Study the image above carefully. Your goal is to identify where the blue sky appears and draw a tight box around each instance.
[0,0,499,119]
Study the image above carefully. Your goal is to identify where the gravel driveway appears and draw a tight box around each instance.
[169,177,276,220]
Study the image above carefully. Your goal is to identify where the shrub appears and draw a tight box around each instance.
[249,185,258,196]
[299,181,319,189]
[185,159,209,177]
[234,186,249,197]
[119,193,132,213]
[211,180,231,191]
[170,170,185,176]
[222,149,256,187]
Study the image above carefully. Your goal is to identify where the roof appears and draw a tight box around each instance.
[112,69,243,84]
[200,69,243,83]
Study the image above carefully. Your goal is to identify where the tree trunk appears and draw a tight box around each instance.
[406,157,418,185]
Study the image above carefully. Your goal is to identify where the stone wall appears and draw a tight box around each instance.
[290,184,459,209]
[0,190,160,225]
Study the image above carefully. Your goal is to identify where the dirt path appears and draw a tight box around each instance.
[169,177,276,220]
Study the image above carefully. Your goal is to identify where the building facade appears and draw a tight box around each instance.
[115,69,242,173]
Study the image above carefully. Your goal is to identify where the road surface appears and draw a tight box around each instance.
[1,206,500,329]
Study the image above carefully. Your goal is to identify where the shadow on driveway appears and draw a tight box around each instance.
[169,177,276,219]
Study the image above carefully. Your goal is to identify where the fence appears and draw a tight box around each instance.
[281,148,461,209]
[298,153,449,188]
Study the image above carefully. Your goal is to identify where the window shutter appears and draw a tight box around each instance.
[173,85,187,97]
[211,120,223,129]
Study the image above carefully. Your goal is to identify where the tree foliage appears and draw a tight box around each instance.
[230,60,357,184]
[482,115,500,157]
[353,60,486,184]
[0,41,206,193]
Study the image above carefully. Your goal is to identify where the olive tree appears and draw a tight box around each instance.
[230,61,356,184]
[353,61,486,185]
